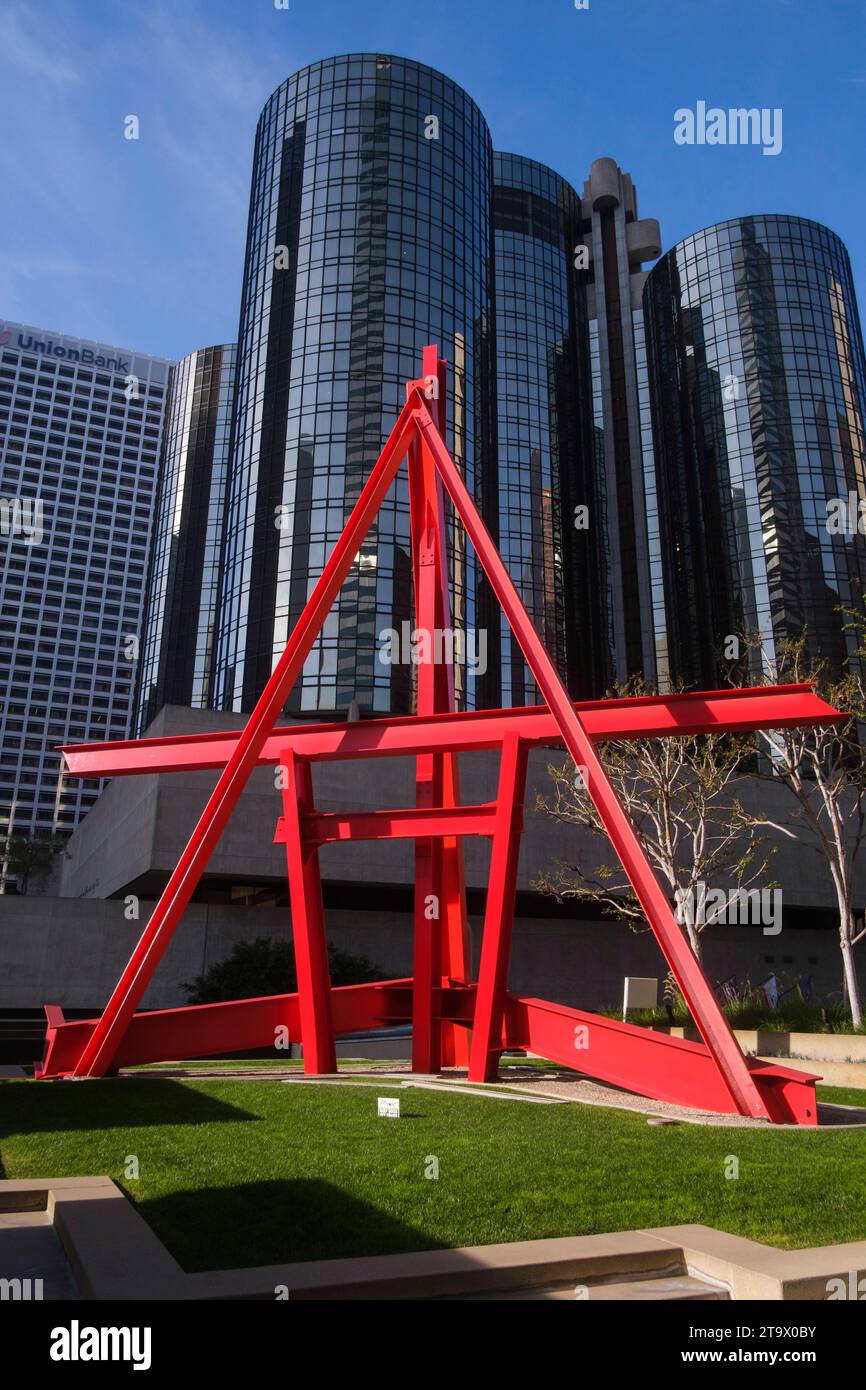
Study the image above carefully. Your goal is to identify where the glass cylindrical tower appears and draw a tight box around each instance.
[211,54,496,719]
[492,152,607,704]
[136,343,236,732]
[644,216,866,685]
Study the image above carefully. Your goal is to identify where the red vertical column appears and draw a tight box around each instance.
[411,743,444,1073]
[280,747,336,1075]
[407,346,467,1072]
[468,734,528,1082]
[408,344,469,1061]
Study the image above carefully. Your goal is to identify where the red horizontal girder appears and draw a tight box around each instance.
[276,802,499,846]
[60,684,843,778]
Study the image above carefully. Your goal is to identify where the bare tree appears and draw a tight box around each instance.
[534,682,774,965]
[732,627,866,1027]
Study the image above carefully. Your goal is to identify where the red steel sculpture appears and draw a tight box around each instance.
[39,349,843,1124]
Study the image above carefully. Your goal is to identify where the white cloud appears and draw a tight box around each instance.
[0,2,82,86]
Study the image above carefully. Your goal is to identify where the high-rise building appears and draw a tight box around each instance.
[643,216,866,686]
[136,343,236,733]
[577,158,664,687]
[211,54,497,720]
[0,318,169,884]
[492,152,609,705]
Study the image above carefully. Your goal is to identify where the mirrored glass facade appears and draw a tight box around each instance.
[578,159,663,688]
[492,153,606,703]
[644,216,866,685]
[211,54,496,718]
[136,344,236,732]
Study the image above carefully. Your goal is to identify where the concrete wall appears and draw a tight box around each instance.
[0,893,859,1015]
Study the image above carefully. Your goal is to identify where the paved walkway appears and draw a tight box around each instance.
[0,1209,79,1300]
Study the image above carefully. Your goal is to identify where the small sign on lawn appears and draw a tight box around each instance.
[377,1096,400,1119]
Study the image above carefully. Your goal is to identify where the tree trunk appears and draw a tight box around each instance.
[840,929,863,1029]
[685,921,703,964]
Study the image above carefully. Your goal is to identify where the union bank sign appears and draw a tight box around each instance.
[0,320,170,383]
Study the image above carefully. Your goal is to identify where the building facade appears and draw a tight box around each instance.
[577,158,665,688]
[210,54,497,721]
[643,216,866,687]
[136,343,236,733]
[492,152,609,704]
[0,318,169,885]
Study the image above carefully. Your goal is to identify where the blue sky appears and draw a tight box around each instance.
[1,0,864,360]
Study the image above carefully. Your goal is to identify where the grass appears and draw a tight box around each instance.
[1,1077,865,1273]
[818,1084,866,1109]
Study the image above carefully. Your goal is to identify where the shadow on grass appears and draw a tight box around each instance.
[140,1178,449,1273]
[0,1078,257,1136]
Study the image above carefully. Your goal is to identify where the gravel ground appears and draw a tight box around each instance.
[117,1060,866,1128]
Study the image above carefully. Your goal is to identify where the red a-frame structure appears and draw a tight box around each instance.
[39,348,839,1125]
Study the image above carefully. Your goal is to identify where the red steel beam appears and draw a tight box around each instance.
[503,996,820,1126]
[468,735,528,1083]
[67,396,420,1077]
[37,983,819,1125]
[38,980,416,1078]
[275,802,498,846]
[415,401,774,1121]
[280,749,336,1074]
[60,684,843,778]
[407,346,454,1073]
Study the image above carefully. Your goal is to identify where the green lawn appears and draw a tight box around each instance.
[1,1078,864,1273]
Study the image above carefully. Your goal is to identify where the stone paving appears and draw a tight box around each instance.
[0,1208,78,1300]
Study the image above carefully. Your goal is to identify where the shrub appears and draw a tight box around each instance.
[184,936,387,1005]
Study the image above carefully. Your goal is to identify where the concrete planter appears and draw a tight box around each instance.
[655,1026,866,1086]
[661,1027,866,1063]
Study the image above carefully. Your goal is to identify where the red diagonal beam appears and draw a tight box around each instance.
[504,996,819,1125]
[38,980,417,1077]
[60,685,843,777]
[68,396,420,1077]
[414,400,772,1121]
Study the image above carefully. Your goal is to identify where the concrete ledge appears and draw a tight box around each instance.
[758,1055,866,1089]
[0,1177,187,1300]
[645,1224,866,1301]
[666,1027,866,1065]
[186,1230,683,1301]
[2,1178,865,1301]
